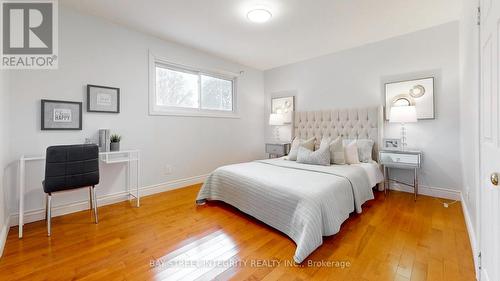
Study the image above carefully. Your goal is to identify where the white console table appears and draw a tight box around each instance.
[18,150,141,238]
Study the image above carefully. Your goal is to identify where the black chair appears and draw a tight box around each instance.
[43,144,100,236]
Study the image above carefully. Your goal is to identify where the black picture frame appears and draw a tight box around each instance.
[87,84,120,113]
[41,99,83,130]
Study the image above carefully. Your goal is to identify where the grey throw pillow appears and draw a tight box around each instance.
[296,146,331,166]
[356,139,375,162]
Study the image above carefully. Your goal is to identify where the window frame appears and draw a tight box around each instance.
[149,53,239,118]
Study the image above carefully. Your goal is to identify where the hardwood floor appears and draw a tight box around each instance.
[0,184,475,281]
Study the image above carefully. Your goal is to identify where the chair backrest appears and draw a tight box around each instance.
[44,144,100,193]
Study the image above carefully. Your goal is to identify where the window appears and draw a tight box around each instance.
[200,75,233,111]
[150,55,237,117]
[155,67,199,109]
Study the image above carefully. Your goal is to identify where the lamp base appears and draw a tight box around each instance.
[400,123,407,151]
[273,126,281,142]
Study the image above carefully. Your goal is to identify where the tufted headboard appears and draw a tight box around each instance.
[294,106,384,160]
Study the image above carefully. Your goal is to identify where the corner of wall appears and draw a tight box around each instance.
[0,69,11,258]
[0,215,9,257]
[460,192,479,280]
[458,0,480,278]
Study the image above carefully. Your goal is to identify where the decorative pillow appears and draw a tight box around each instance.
[344,141,360,164]
[356,139,375,162]
[319,137,331,149]
[296,146,331,166]
[342,139,374,163]
[287,137,315,161]
[320,136,345,164]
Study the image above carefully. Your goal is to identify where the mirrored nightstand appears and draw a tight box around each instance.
[265,142,291,158]
[379,149,422,201]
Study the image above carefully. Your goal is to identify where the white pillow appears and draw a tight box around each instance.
[320,136,345,164]
[286,137,315,161]
[344,141,360,164]
[342,139,374,163]
[296,146,331,166]
[287,137,315,161]
[319,137,331,149]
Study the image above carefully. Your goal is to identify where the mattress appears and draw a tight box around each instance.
[196,158,383,263]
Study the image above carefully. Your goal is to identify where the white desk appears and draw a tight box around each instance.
[18,150,141,238]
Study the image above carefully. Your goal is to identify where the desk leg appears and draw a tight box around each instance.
[127,153,131,201]
[18,159,25,239]
[385,167,390,196]
[136,152,140,207]
[414,168,418,201]
[383,166,387,196]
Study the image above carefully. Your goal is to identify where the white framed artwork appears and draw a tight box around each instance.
[385,77,434,120]
[271,96,294,124]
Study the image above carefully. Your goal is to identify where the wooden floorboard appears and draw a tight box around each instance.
[0,184,476,281]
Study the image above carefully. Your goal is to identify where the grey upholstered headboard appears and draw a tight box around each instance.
[293,106,384,160]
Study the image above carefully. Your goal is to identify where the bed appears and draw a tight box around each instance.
[196,107,384,263]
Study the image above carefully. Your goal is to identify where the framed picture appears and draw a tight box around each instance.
[87,84,120,113]
[41,99,82,130]
[385,77,434,120]
[271,96,295,123]
[383,138,401,150]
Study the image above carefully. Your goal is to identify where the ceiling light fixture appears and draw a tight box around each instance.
[247,8,272,23]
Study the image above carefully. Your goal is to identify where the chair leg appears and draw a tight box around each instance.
[91,186,98,224]
[47,194,52,237]
[89,187,93,210]
[45,194,48,220]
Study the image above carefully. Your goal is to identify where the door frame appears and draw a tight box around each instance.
[476,0,483,278]
[470,0,482,278]
[476,0,482,273]
[472,0,482,280]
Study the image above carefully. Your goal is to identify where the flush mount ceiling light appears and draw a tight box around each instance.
[247,8,272,23]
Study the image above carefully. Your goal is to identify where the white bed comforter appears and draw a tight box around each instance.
[196,158,382,263]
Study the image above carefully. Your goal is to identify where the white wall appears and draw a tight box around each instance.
[5,7,265,222]
[0,69,10,256]
[459,0,480,232]
[264,22,463,194]
[459,0,480,273]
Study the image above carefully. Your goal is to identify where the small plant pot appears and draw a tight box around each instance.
[110,142,120,152]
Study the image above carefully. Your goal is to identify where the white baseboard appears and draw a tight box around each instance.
[460,193,479,280]
[0,216,9,257]
[9,174,208,227]
[389,182,461,200]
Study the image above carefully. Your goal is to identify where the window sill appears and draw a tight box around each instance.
[149,109,240,119]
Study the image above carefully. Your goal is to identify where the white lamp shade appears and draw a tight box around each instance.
[389,106,417,123]
[269,113,284,126]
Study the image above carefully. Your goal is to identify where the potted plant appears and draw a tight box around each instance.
[110,134,121,151]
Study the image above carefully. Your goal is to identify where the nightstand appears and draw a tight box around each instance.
[265,142,291,158]
[379,149,422,200]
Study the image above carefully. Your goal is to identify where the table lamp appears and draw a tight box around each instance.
[389,106,417,150]
[269,113,284,141]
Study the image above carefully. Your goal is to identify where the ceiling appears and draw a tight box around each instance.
[62,0,461,70]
